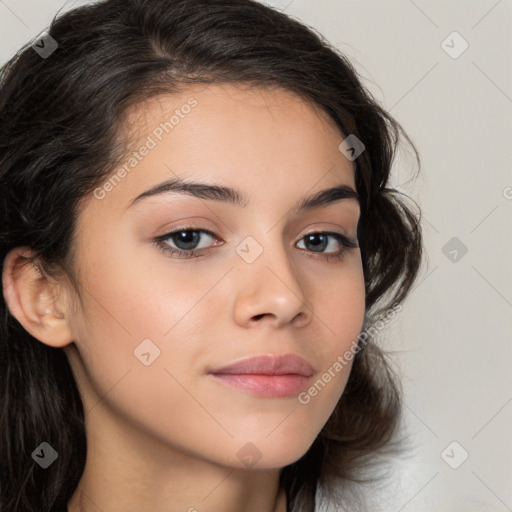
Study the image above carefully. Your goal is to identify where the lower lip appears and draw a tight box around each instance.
[210,373,311,398]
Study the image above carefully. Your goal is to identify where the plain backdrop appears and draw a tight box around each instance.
[0,1,511,511]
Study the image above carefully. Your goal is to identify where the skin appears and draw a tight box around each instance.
[2,83,366,512]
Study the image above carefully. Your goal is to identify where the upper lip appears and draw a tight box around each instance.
[208,354,316,377]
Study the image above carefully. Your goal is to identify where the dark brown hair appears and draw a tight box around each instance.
[0,1,423,511]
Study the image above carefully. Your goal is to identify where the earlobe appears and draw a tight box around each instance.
[2,246,74,348]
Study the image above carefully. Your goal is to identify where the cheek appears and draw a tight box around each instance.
[68,238,231,412]
[311,257,366,353]
[298,260,366,407]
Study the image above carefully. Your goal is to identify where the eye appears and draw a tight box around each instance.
[152,227,358,261]
[152,227,220,259]
[296,231,358,262]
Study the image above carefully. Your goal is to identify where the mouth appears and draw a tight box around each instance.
[207,354,316,398]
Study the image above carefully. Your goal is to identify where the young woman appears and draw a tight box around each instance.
[0,1,423,511]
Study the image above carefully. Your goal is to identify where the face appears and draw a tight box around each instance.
[63,83,366,469]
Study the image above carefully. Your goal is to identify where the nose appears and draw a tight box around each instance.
[230,239,313,329]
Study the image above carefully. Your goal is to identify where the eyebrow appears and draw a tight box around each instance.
[126,177,359,213]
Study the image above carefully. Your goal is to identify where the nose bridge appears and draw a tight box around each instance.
[231,231,311,327]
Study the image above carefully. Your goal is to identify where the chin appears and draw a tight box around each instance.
[226,435,317,471]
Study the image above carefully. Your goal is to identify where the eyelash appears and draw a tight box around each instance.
[152,227,358,262]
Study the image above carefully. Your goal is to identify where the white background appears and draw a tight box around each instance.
[0,1,511,510]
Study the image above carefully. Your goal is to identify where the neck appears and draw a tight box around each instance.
[66,401,288,512]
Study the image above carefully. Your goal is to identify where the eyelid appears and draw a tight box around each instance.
[153,226,220,246]
[152,224,358,262]
[300,226,358,244]
[154,224,357,246]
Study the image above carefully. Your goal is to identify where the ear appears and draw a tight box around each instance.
[2,246,75,348]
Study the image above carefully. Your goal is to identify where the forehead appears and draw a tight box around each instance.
[122,83,353,176]
[126,82,342,140]
[80,82,358,221]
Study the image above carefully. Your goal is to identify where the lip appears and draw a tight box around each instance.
[208,354,316,398]
[209,353,315,377]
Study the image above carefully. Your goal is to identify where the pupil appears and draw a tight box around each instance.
[174,231,199,250]
[307,234,327,252]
